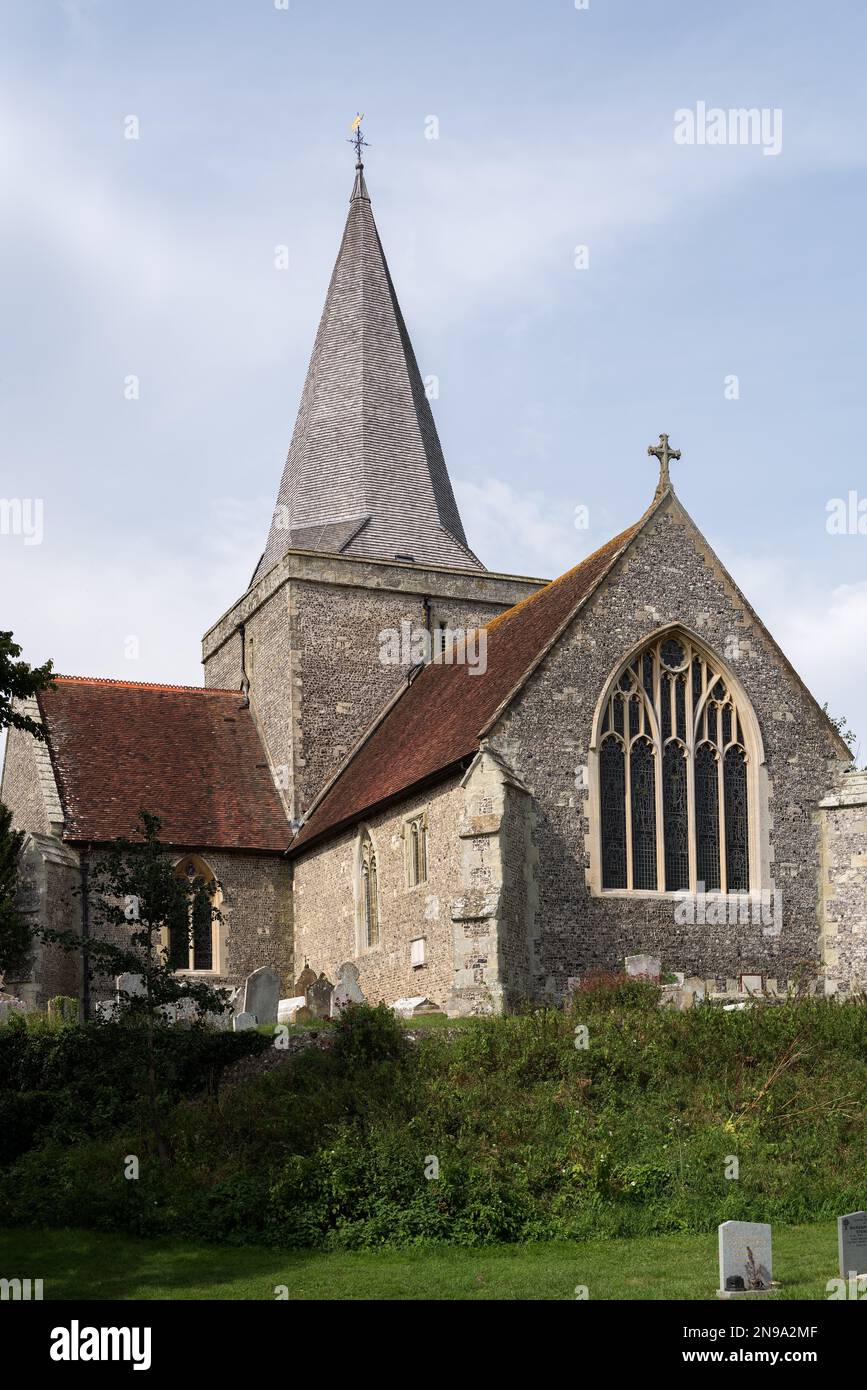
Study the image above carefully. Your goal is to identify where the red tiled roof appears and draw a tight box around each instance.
[38,678,290,852]
[291,521,641,853]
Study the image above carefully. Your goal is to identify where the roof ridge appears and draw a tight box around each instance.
[52,676,241,695]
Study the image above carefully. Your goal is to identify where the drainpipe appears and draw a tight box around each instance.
[79,843,91,1022]
[238,622,250,706]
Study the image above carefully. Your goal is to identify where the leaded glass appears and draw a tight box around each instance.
[613,696,624,735]
[675,675,686,741]
[600,737,627,888]
[724,747,749,891]
[695,743,721,891]
[663,742,689,891]
[168,895,189,970]
[721,703,732,748]
[692,656,703,709]
[661,638,685,669]
[643,651,655,701]
[629,695,640,738]
[661,674,671,741]
[630,738,657,889]
[707,703,718,746]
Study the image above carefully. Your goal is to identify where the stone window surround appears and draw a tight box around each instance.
[162,853,225,977]
[401,810,429,889]
[353,826,381,956]
[585,623,773,900]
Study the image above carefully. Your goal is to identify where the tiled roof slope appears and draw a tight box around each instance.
[252,165,482,584]
[290,522,640,853]
[37,678,290,851]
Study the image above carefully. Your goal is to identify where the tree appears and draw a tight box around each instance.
[0,630,54,739]
[822,702,857,758]
[40,811,230,1161]
[0,803,29,984]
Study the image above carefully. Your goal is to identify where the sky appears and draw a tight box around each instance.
[1,0,865,760]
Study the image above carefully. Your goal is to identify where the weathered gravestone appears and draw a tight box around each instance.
[625,954,661,980]
[241,966,280,1026]
[116,972,146,999]
[331,961,365,1016]
[0,996,30,1025]
[838,1211,867,1280]
[718,1221,773,1295]
[278,995,308,1025]
[391,996,443,1018]
[306,973,334,1019]
[233,1012,257,1032]
[294,965,318,997]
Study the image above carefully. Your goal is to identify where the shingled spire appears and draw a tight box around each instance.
[252,149,482,585]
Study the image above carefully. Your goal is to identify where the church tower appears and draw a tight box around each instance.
[202,137,542,822]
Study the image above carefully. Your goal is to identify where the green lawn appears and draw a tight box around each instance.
[0,1222,841,1300]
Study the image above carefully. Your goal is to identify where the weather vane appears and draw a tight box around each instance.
[348,112,369,166]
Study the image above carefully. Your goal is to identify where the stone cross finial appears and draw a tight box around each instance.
[647,433,681,495]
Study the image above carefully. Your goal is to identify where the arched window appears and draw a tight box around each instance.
[596,632,757,893]
[406,814,428,887]
[168,856,221,971]
[360,836,380,947]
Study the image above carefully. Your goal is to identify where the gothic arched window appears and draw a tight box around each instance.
[360,835,380,947]
[596,633,756,893]
[168,856,221,971]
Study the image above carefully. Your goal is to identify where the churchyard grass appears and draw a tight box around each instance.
[0,1220,839,1299]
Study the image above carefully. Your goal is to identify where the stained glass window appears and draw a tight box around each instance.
[663,742,689,891]
[630,738,657,890]
[170,856,219,972]
[596,633,754,894]
[361,837,380,946]
[695,743,721,891]
[600,736,627,888]
[724,747,750,891]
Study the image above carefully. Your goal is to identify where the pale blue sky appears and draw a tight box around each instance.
[1,0,865,757]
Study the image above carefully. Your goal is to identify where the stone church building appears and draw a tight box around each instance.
[3,153,865,1014]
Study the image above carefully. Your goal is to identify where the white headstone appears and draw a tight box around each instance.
[718,1221,772,1294]
[233,1012,257,1032]
[241,966,280,1026]
[625,954,661,979]
[278,995,307,1024]
[94,999,120,1021]
[838,1211,867,1279]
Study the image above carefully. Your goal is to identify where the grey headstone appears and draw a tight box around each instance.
[241,966,280,1026]
[307,973,334,1019]
[233,1012,257,1032]
[718,1221,772,1294]
[116,972,146,998]
[331,961,365,1016]
[94,999,120,1022]
[838,1211,867,1279]
[625,954,661,980]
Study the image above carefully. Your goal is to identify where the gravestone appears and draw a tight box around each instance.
[234,1012,257,1032]
[278,995,308,1025]
[294,965,318,998]
[116,972,146,999]
[718,1221,773,1295]
[307,973,334,1019]
[94,999,120,1021]
[241,966,280,1026]
[331,961,365,1016]
[391,996,443,1018]
[47,996,79,1023]
[838,1211,867,1279]
[625,954,661,980]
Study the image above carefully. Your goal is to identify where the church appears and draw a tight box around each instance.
[3,145,865,1015]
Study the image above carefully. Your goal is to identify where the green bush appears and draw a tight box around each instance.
[4,997,867,1250]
